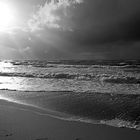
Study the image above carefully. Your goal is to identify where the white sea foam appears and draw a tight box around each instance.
[0,60,140,94]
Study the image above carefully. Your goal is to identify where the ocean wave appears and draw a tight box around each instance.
[103,76,140,84]
[1,70,140,83]
[124,69,140,73]
[8,60,140,68]
[0,89,74,93]
[0,72,96,80]
[11,61,108,69]
[121,65,140,68]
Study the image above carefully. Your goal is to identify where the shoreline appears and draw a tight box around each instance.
[0,89,140,130]
[0,99,140,140]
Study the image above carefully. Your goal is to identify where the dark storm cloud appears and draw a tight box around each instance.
[43,0,140,59]
[31,0,140,47]
[62,0,140,46]
[1,0,140,59]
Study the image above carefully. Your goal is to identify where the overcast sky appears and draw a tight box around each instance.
[0,0,140,60]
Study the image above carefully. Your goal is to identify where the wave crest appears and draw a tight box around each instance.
[0,72,96,80]
[103,76,140,84]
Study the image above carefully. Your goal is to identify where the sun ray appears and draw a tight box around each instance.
[0,2,16,32]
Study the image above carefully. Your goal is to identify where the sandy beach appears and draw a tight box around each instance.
[0,98,140,140]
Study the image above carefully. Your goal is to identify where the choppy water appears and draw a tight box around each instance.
[0,59,140,129]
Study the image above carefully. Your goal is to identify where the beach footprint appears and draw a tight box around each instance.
[0,130,13,137]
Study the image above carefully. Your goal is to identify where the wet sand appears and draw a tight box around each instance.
[0,99,140,140]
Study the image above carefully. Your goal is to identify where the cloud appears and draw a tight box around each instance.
[28,0,84,31]
[2,0,140,60]
[21,46,31,52]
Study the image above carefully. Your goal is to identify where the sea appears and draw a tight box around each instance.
[0,59,140,129]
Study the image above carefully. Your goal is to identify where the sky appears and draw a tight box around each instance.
[0,0,140,60]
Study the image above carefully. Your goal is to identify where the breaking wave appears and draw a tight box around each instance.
[3,59,140,68]
[0,72,96,80]
[1,71,140,84]
[103,77,140,84]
